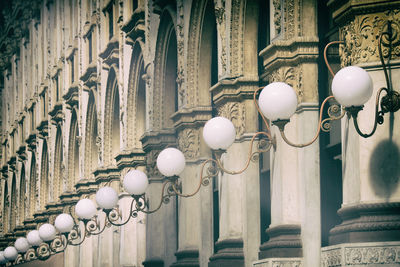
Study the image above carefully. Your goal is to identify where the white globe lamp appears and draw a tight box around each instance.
[54,213,75,233]
[38,223,57,242]
[26,230,43,247]
[14,237,30,253]
[156,148,186,177]
[0,251,7,264]
[75,199,97,220]
[123,170,149,195]
[3,247,18,261]
[258,82,298,121]
[332,66,373,107]
[96,186,119,210]
[203,117,236,150]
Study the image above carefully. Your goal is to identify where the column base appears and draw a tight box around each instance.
[143,258,164,267]
[329,203,400,245]
[208,238,244,267]
[170,249,199,267]
[321,241,400,266]
[259,224,302,259]
[253,257,302,267]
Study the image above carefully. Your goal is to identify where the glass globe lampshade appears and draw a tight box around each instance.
[123,170,149,195]
[14,237,30,253]
[3,247,18,261]
[54,213,75,233]
[156,148,186,177]
[0,251,7,264]
[96,186,119,210]
[26,230,43,247]
[332,66,373,107]
[75,199,97,220]
[203,117,236,150]
[38,223,57,242]
[258,82,298,121]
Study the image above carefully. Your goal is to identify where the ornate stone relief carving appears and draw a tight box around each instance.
[321,248,342,267]
[283,0,301,39]
[267,66,303,102]
[146,150,160,177]
[218,102,245,138]
[178,128,200,159]
[345,247,400,265]
[273,0,282,36]
[176,0,186,107]
[214,0,227,75]
[230,0,244,77]
[340,10,400,67]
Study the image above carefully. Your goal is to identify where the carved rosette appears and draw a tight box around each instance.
[217,102,245,138]
[178,128,200,159]
[340,10,400,67]
[267,66,303,102]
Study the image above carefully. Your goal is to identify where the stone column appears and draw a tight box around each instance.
[141,132,178,267]
[256,1,321,266]
[321,2,400,266]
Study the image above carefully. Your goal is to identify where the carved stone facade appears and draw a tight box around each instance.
[0,0,399,267]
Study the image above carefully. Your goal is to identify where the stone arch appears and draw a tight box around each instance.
[3,181,9,233]
[84,90,99,176]
[54,126,63,199]
[104,67,121,163]
[29,154,37,217]
[19,164,26,225]
[153,8,178,130]
[187,0,218,107]
[10,174,16,231]
[127,40,146,149]
[68,109,80,190]
[40,140,49,210]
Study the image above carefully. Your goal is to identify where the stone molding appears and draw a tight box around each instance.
[63,83,80,110]
[115,149,146,170]
[99,37,119,70]
[253,257,302,267]
[143,258,164,267]
[170,249,200,267]
[210,77,260,106]
[321,241,400,267]
[259,37,319,78]
[122,8,145,45]
[259,224,303,259]
[329,202,400,245]
[80,63,98,90]
[49,103,64,126]
[171,106,213,131]
[208,238,244,267]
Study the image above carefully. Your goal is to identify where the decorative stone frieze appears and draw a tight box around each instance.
[321,241,400,267]
[253,258,302,267]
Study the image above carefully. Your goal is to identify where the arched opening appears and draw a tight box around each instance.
[10,175,16,230]
[19,165,26,225]
[40,141,49,210]
[29,155,37,217]
[54,126,63,199]
[104,68,121,162]
[68,110,79,190]
[3,181,9,233]
[85,91,99,176]
[127,43,146,149]
[154,11,178,129]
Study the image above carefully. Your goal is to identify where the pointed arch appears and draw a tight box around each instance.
[40,140,49,210]
[127,41,146,149]
[84,90,99,176]
[104,67,121,163]
[54,126,63,199]
[153,8,178,130]
[68,110,80,190]
[29,155,37,217]
[19,164,26,225]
